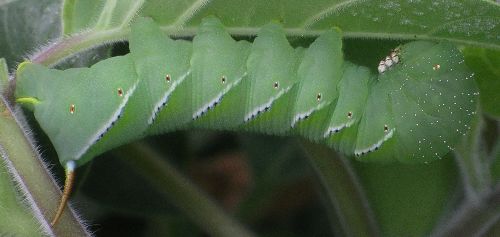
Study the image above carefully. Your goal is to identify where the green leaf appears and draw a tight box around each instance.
[42,0,499,66]
[0,0,61,66]
[62,0,145,34]
[463,47,500,118]
[144,0,500,49]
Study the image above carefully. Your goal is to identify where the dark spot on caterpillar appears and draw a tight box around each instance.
[384,124,389,132]
[117,88,123,97]
[316,93,322,101]
[273,81,279,89]
[165,74,171,82]
[221,76,226,84]
[69,104,75,114]
[347,112,352,118]
[433,64,441,70]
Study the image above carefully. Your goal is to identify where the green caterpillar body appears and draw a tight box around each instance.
[15,17,478,167]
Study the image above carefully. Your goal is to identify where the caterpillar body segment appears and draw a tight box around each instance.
[15,17,478,167]
[324,63,371,154]
[291,28,344,140]
[355,79,397,162]
[239,24,305,135]
[17,56,139,162]
[189,18,251,126]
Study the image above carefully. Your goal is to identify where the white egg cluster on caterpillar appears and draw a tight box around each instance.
[16,17,478,168]
[378,47,400,73]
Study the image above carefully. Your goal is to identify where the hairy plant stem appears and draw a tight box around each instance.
[454,116,492,201]
[31,29,129,67]
[0,96,90,236]
[302,141,380,237]
[116,142,255,237]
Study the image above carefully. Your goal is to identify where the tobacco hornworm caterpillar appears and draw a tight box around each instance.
[15,17,478,168]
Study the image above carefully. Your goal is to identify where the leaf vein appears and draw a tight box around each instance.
[425,15,500,37]
[173,0,212,28]
[118,0,146,28]
[300,0,368,29]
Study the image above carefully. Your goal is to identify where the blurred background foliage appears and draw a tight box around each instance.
[0,0,499,236]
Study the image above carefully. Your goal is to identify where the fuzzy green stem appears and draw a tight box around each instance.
[116,142,255,237]
[31,28,129,67]
[454,116,492,201]
[302,141,380,237]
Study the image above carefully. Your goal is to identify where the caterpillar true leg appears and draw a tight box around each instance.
[51,160,76,226]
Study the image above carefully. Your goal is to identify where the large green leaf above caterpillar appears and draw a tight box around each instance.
[16,17,478,168]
